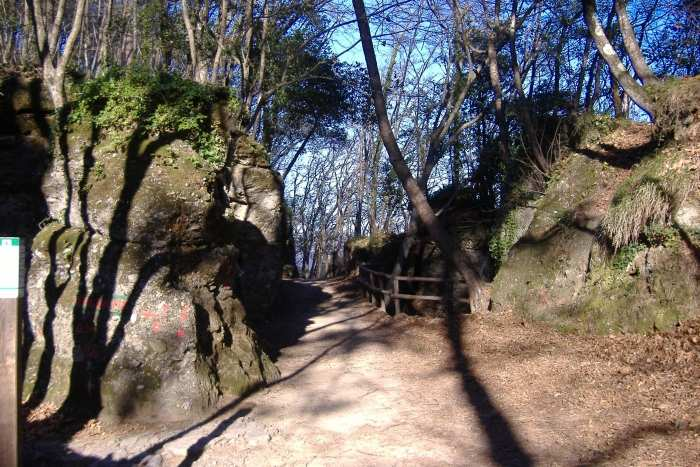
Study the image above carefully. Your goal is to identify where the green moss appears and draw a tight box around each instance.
[22,350,73,405]
[528,153,600,237]
[234,134,269,166]
[571,240,698,334]
[489,210,519,265]
[568,112,619,148]
[33,223,86,263]
[647,75,700,142]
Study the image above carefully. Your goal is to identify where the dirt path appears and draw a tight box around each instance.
[26,279,700,466]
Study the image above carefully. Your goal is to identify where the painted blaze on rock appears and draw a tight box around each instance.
[23,127,284,423]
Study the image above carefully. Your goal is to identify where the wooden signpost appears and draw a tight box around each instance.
[0,237,22,467]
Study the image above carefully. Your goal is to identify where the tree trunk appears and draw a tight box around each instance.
[353,0,488,312]
[487,31,509,162]
[367,43,399,236]
[576,36,593,108]
[582,0,654,117]
[610,72,624,117]
[355,127,369,237]
[180,0,203,82]
[94,0,113,75]
[510,21,549,173]
[614,0,657,84]
[553,24,569,96]
[211,0,229,83]
[27,0,88,108]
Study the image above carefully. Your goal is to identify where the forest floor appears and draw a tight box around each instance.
[24,278,700,466]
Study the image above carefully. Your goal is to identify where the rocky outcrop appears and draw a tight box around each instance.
[490,153,602,320]
[651,75,700,143]
[217,134,287,317]
[491,121,700,333]
[17,107,285,422]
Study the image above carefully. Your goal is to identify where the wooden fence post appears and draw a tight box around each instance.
[0,237,22,467]
[359,267,366,299]
[379,275,387,313]
[393,275,400,314]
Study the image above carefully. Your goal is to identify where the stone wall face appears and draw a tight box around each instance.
[18,112,284,422]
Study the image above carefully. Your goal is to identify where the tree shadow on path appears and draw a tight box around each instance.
[442,265,534,467]
[255,279,332,360]
[125,280,381,466]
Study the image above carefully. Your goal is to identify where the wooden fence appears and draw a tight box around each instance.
[357,264,468,313]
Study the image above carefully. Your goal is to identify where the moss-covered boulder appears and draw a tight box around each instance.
[490,153,602,319]
[575,240,700,333]
[22,108,284,423]
[25,224,276,421]
[491,123,700,333]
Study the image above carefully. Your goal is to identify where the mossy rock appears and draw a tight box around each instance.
[675,189,700,249]
[649,76,700,143]
[491,153,603,320]
[232,133,270,167]
[566,112,620,149]
[489,206,536,267]
[490,224,595,320]
[574,243,700,333]
[22,349,74,406]
[345,233,403,272]
[32,223,86,258]
[16,75,287,424]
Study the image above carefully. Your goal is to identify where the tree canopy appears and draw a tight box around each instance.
[2,0,697,280]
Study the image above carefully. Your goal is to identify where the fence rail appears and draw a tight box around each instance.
[356,264,468,313]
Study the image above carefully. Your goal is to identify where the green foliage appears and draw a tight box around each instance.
[92,160,105,181]
[611,243,646,271]
[489,210,520,266]
[70,68,228,167]
[192,122,226,166]
[642,223,680,248]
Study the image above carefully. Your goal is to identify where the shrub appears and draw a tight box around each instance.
[70,67,230,167]
[642,223,680,248]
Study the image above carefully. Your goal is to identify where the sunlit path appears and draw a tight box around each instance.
[26,278,699,466]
